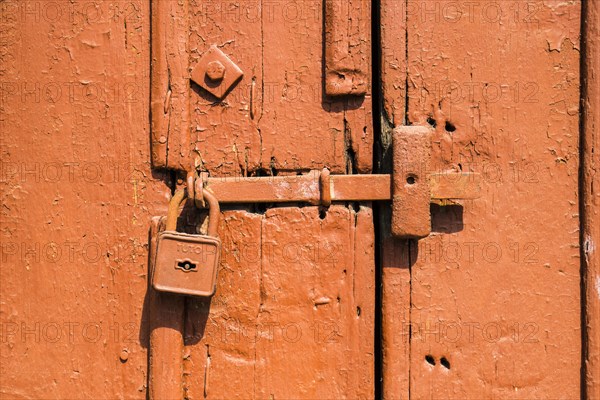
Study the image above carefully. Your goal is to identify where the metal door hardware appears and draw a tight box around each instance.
[392,126,431,238]
[197,169,477,205]
[190,45,244,100]
[152,188,221,297]
[188,127,480,239]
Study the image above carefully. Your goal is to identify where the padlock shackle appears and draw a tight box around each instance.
[165,188,220,236]
[203,190,220,237]
[166,189,186,231]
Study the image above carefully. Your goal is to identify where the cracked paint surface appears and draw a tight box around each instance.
[381,1,582,398]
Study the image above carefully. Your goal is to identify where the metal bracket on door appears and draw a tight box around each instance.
[196,126,480,239]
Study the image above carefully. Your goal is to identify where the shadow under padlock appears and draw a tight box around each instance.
[180,200,210,234]
[152,189,222,298]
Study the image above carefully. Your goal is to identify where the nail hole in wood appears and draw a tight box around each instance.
[440,357,451,369]
[319,208,327,219]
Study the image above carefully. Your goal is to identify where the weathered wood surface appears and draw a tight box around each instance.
[381,1,582,398]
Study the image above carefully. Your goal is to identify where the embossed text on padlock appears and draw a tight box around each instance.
[152,188,221,297]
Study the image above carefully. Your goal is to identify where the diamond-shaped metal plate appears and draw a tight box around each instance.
[190,45,243,99]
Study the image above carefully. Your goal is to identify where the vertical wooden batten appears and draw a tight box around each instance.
[324,0,370,97]
[582,1,600,398]
[150,0,191,171]
[380,0,411,398]
[149,0,190,394]
[148,218,185,399]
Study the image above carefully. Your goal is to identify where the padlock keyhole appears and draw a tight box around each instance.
[177,260,197,271]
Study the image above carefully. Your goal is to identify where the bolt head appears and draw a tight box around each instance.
[206,61,225,81]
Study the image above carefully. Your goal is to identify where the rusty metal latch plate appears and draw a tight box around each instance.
[191,45,243,100]
[392,126,432,239]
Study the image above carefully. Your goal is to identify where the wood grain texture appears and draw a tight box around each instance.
[2,0,588,398]
[380,0,407,126]
[148,217,184,400]
[188,1,263,175]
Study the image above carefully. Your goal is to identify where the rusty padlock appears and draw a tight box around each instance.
[152,188,221,297]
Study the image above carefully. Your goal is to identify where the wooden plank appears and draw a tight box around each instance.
[189,1,263,176]
[254,206,374,399]
[184,1,375,397]
[406,1,582,398]
[324,0,369,96]
[381,237,412,400]
[332,0,373,173]
[260,0,373,174]
[379,0,410,394]
[150,0,191,170]
[582,0,600,397]
[381,0,407,126]
[184,211,263,399]
[184,207,374,398]
[148,218,184,400]
[0,1,169,397]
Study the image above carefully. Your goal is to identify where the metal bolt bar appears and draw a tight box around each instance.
[202,170,480,205]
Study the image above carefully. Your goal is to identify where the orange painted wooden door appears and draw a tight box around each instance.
[380,1,582,399]
[1,0,375,398]
[0,0,584,399]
